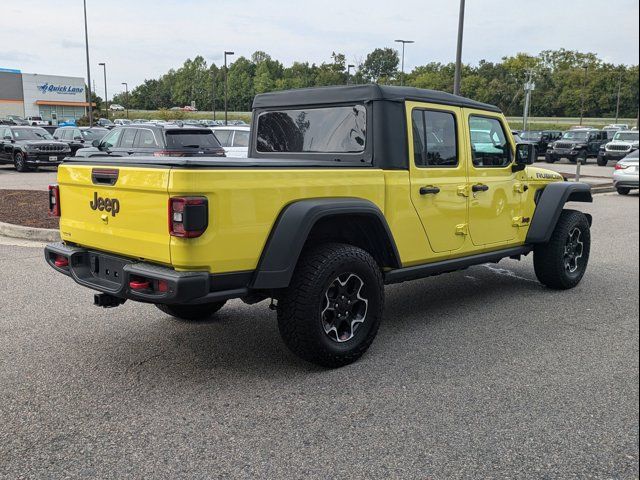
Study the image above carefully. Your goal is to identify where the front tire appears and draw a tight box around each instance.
[534,209,591,290]
[545,154,556,164]
[277,243,384,368]
[597,155,607,167]
[617,187,631,195]
[14,152,30,172]
[156,301,226,321]
[576,150,588,164]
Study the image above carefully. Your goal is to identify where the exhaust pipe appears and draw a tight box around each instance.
[94,293,126,308]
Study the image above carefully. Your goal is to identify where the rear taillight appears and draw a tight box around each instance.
[154,150,186,157]
[615,163,629,170]
[54,255,68,268]
[169,196,208,238]
[48,184,60,217]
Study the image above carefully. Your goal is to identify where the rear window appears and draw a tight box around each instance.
[165,130,221,149]
[256,105,366,153]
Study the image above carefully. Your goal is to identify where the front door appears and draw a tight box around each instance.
[466,112,522,246]
[408,102,468,254]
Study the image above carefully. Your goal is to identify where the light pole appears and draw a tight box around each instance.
[212,70,217,121]
[98,62,108,118]
[394,39,414,86]
[347,64,355,85]
[453,0,466,95]
[579,65,588,126]
[121,82,129,119]
[83,0,93,126]
[615,68,623,124]
[224,51,234,125]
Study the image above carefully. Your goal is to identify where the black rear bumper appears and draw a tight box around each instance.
[44,242,251,304]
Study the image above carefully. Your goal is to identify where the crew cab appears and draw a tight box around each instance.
[597,129,639,166]
[45,85,593,367]
[0,126,70,171]
[26,116,48,126]
[545,128,608,164]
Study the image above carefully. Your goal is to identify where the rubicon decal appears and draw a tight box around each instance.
[90,192,120,216]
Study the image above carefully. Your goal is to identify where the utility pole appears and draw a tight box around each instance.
[453,0,466,95]
[98,63,108,118]
[579,65,588,126]
[615,69,623,123]
[121,82,129,119]
[83,0,93,126]
[224,51,234,126]
[394,40,414,86]
[212,70,216,121]
[522,70,535,132]
[347,64,355,85]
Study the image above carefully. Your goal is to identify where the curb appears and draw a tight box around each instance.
[0,221,59,242]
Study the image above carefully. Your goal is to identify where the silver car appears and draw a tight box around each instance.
[613,150,639,195]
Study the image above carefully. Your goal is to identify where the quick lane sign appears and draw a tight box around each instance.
[37,83,84,95]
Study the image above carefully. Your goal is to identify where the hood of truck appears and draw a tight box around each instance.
[524,166,564,183]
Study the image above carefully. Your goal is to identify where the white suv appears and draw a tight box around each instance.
[598,130,640,166]
[211,126,250,158]
[26,116,48,126]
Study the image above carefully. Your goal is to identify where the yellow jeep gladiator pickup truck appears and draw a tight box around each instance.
[45,85,593,367]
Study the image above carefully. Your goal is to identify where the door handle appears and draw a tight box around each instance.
[127,150,135,155]
[419,186,441,195]
[472,184,489,192]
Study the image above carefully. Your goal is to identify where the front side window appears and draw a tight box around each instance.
[232,130,249,147]
[101,129,122,148]
[469,116,511,167]
[257,105,366,154]
[412,109,458,167]
[120,128,138,148]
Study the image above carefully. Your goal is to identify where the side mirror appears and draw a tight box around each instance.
[513,143,535,172]
[92,139,102,148]
[53,135,59,140]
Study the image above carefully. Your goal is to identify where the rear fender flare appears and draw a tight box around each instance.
[526,182,593,244]
[251,198,400,289]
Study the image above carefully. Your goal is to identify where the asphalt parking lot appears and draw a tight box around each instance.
[0,193,638,478]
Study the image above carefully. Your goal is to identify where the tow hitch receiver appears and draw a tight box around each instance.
[94,293,126,308]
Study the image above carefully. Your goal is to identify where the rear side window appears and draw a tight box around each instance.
[134,129,159,148]
[256,105,366,153]
[469,116,511,168]
[165,130,221,148]
[212,130,233,147]
[232,130,249,147]
[412,109,458,167]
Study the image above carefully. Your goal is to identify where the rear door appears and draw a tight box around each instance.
[465,111,523,246]
[57,164,171,264]
[407,101,468,254]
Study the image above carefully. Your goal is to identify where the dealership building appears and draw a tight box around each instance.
[0,68,92,123]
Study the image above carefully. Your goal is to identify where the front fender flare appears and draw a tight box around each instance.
[251,198,399,290]
[526,182,593,244]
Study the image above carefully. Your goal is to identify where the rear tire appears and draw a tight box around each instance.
[13,152,30,172]
[277,243,384,368]
[156,301,226,321]
[545,154,556,164]
[597,155,607,167]
[617,187,631,195]
[534,209,591,290]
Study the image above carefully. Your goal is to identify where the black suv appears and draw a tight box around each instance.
[53,126,109,155]
[0,126,70,171]
[545,129,608,164]
[74,124,226,158]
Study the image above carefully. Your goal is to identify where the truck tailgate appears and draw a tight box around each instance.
[57,164,171,264]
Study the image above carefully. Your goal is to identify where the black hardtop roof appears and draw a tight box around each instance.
[252,84,501,113]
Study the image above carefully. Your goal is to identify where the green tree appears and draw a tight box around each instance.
[362,48,399,84]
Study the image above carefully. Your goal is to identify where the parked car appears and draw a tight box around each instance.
[545,129,608,164]
[97,118,115,129]
[519,130,562,159]
[74,124,226,158]
[211,126,250,158]
[114,119,131,126]
[58,118,78,127]
[40,126,58,135]
[45,85,593,368]
[597,130,640,166]
[109,104,125,111]
[0,126,70,171]
[612,150,639,195]
[5,115,29,126]
[26,116,48,126]
[53,127,109,155]
[182,106,197,112]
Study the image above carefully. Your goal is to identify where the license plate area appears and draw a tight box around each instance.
[49,155,58,162]
[70,251,130,293]
[89,253,127,286]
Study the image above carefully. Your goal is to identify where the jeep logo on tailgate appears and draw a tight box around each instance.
[90,192,120,217]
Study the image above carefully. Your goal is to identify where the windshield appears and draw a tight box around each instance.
[520,131,542,140]
[562,131,589,140]
[165,130,222,148]
[81,129,108,140]
[613,131,639,142]
[12,128,53,140]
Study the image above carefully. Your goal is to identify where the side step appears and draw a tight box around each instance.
[384,246,532,285]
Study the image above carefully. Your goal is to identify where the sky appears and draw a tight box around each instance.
[2,0,638,97]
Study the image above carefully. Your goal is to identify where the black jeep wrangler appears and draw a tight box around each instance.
[545,129,608,164]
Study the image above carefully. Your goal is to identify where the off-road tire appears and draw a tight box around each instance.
[534,209,591,290]
[545,154,556,164]
[156,301,226,321]
[617,187,631,195]
[576,150,588,164]
[597,155,607,167]
[13,152,30,172]
[277,243,384,368]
